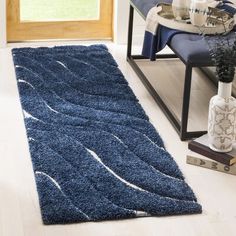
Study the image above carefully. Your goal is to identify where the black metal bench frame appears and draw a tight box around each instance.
[126,2,214,140]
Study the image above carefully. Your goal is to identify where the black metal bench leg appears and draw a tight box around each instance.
[180,65,207,140]
[127,5,134,59]
[180,65,192,140]
[126,3,207,140]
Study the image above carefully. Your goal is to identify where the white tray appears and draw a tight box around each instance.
[157,4,234,34]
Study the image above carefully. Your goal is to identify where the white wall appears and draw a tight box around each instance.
[132,11,145,45]
[114,0,145,45]
[0,0,6,47]
[113,0,129,44]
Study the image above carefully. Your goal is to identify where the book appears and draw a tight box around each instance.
[188,134,236,166]
[186,155,236,176]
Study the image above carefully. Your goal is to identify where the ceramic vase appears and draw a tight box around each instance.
[208,81,236,152]
[172,0,189,20]
[189,0,208,26]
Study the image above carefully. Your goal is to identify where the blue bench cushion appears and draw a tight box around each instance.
[170,34,212,64]
[170,32,236,64]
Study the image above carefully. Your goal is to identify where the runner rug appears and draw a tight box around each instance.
[12,45,201,224]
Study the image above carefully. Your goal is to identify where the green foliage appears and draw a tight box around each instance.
[207,34,236,83]
[212,35,236,83]
[202,6,236,83]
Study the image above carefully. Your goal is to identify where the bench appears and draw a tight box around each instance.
[127,0,235,140]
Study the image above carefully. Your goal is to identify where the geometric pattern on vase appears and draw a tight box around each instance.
[12,45,202,225]
[208,96,236,152]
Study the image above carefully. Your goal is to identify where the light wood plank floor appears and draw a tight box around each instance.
[136,59,217,131]
[0,42,235,236]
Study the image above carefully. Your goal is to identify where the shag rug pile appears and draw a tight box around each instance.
[12,45,201,224]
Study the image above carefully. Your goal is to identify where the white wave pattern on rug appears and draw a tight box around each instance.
[12,45,202,225]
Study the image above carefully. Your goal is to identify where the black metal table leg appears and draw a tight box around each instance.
[127,5,134,59]
[180,65,193,140]
[180,65,207,140]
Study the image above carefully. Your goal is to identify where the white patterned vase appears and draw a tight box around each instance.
[208,81,236,152]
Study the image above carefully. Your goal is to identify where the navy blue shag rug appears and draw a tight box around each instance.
[12,45,201,225]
